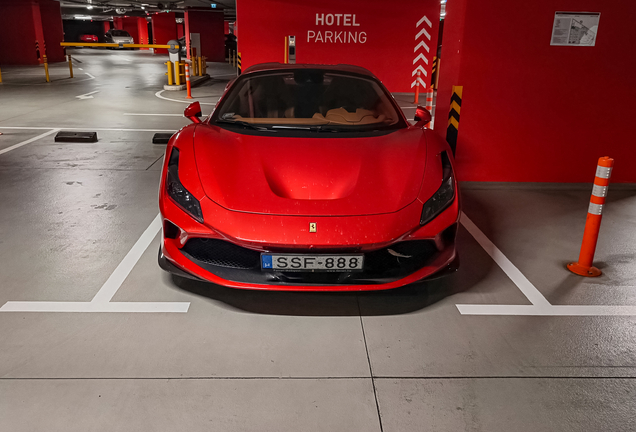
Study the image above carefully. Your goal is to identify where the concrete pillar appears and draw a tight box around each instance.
[151,12,177,54]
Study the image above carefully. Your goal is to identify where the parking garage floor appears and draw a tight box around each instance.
[1,50,635,431]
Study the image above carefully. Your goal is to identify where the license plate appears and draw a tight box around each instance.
[261,254,364,272]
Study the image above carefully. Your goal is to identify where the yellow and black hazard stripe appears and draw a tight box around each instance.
[430,56,437,89]
[237,52,242,75]
[446,85,462,154]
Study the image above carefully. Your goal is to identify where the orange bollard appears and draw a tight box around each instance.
[185,63,193,99]
[567,156,615,277]
[413,70,421,104]
[424,88,434,127]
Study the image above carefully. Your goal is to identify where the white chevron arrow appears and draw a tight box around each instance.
[76,90,99,100]
[411,77,426,88]
[416,15,432,28]
[412,53,429,65]
[412,65,428,76]
[415,27,431,40]
[414,40,430,53]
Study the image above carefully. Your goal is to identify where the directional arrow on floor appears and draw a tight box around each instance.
[76,90,99,100]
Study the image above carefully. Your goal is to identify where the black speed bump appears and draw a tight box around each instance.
[55,131,98,143]
[152,133,174,144]
[446,85,462,155]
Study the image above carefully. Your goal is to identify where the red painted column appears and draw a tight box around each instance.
[185,10,225,61]
[104,21,112,34]
[184,11,191,60]
[137,17,149,48]
[0,0,63,65]
[0,0,38,65]
[151,12,177,54]
[31,1,46,63]
[39,0,65,62]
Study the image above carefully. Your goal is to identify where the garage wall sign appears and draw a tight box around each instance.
[412,15,432,88]
[550,12,600,46]
[308,14,367,44]
[237,0,441,92]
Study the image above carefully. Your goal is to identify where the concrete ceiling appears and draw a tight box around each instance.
[58,0,236,21]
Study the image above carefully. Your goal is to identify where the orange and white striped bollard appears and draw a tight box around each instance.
[567,156,614,277]
[413,70,421,104]
[424,88,433,127]
[185,63,193,99]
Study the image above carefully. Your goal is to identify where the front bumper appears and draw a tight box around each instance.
[159,196,460,291]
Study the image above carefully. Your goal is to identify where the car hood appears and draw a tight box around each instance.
[193,125,428,216]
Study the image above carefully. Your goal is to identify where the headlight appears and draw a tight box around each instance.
[166,148,204,222]
[420,151,455,225]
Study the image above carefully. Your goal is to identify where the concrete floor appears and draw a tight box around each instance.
[1,49,635,431]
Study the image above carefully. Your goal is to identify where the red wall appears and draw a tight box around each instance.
[186,10,225,62]
[436,0,636,183]
[151,12,177,54]
[236,0,441,92]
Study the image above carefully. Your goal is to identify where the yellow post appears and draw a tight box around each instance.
[191,48,198,76]
[43,55,50,83]
[197,56,203,76]
[202,56,207,75]
[175,61,181,86]
[165,61,174,86]
[0,66,3,84]
[68,54,74,78]
[284,36,289,64]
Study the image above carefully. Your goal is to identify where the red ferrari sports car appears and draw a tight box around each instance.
[79,34,98,43]
[159,63,460,291]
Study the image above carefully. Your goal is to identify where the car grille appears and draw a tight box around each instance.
[180,238,441,285]
[181,238,260,269]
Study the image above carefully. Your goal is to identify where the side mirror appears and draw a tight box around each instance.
[184,101,202,123]
[414,106,432,127]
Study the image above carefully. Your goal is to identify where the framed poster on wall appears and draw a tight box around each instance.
[550,12,600,46]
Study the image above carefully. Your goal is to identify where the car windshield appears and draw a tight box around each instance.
[110,30,131,37]
[213,69,404,132]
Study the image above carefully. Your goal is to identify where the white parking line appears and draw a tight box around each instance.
[460,212,550,306]
[123,113,184,116]
[155,90,219,105]
[91,214,162,303]
[456,304,636,316]
[457,212,636,316]
[0,214,190,313]
[0,128,60,156]
[0,302,190,313]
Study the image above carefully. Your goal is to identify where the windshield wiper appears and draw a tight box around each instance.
[215,119,273,131]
